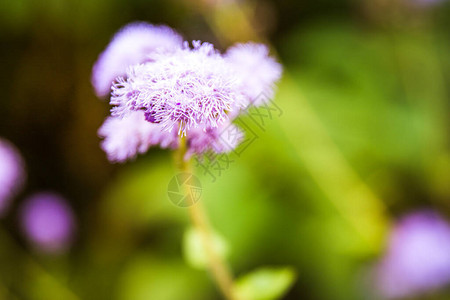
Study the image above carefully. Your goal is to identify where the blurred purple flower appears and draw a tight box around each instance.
[376,210,450,299]
[98,111,179,163]
[21,192,76,253]
[92,22,183,97]
[0,138,25,216]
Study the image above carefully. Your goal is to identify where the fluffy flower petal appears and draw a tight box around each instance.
[92,22,183,97]
[98,111,179,163]
[225,43,282,106]
[111,41,247,136]
[185,122,244,159]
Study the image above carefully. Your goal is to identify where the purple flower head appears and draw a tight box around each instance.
[93,22,282,162]
[92,22,183,97]
[376,210,450,299]
[21,192,76,254]
[98,111,179,163]
[225,43,282,106]
[111,41,248,136]
[185,121,244,159]
[0,138,25,216]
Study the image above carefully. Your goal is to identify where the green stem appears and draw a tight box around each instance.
[176,139,238,300]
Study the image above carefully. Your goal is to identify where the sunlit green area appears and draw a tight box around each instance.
[1,0,450,299]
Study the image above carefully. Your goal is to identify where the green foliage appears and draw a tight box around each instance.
[117,254,208,300]
[234,267,297,300]
[183,227,230,269]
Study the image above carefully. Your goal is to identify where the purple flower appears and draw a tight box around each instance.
[20,192,76,253]
[0,138,25,216]
[93,22,282,161]
[111,41,248,136]
[375,210,450,298]
[92,22,183,97]
[98,111,179,163]
[225,43,282,106]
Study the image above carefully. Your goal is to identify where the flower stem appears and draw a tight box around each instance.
[176,138,238,300]
[188,199,237,300]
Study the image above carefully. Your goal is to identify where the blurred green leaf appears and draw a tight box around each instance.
[183,227,230,269]
[117,254,208,300]
[100,155,184,229]
[234,267,297,300]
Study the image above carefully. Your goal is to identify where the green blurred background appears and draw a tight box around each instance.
[1,0,450,299]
